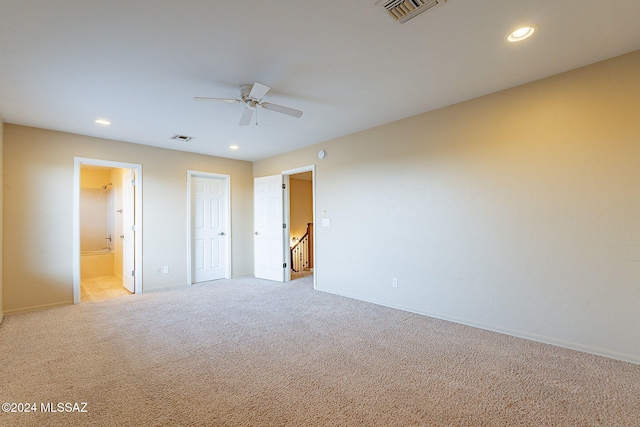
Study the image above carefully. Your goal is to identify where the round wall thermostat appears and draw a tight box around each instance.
[318,150,326,159]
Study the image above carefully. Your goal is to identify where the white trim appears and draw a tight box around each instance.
[186,170,232,285]
[283,174,291,282]
[316,287,640,366]
[73,157,143,303]
[4,301,72,315]
[282,165,316,290]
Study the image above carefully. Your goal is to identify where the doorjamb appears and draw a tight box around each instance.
[282,165,316,289]
[186,170,232,285]
[73,157,143,304]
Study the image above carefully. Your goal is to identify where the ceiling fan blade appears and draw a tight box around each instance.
[249,82,270,100]
[260,102,303,118]
[239,107,254,126]
[193,97,243,103]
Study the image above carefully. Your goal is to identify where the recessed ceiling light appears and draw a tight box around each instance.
[508,26,536,43]
[229,145,239,150]
[95,119,111,126]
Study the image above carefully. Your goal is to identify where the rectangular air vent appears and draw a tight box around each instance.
[170,134,194,142]
[377,0,445,24]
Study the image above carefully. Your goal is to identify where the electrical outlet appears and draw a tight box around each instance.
[163,266,169,274]
[392,278,398,288]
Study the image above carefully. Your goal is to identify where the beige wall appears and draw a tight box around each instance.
[0,114,3,322]
[79,167,113,253]
[80,166,112,189]
[255,51,640,363]
[3,126,254,313]
[289,177,313,245]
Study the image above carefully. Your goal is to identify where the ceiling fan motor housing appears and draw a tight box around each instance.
[239,84,253,102]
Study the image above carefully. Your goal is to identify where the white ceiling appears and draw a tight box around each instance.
[1,0,639,162]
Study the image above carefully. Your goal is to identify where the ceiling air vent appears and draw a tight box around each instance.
[170,134,194,142]
[377,0,446,24]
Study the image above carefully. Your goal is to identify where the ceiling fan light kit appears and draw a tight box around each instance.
[194,82,303,126]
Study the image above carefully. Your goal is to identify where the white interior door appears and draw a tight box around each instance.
[122,169,135,293]
[254,175,285,282]
[192,176,227,282]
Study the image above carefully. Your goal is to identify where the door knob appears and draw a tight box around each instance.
[254,231,259,235]
[218,232,225,236]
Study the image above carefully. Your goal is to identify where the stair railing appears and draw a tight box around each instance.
[291,223,313,273]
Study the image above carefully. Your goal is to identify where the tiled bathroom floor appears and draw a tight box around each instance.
[81,275,131,302]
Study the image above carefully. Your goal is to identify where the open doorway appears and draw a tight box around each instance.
[73,158,143,303]
[283,166,315,287]
[253,165,316,287]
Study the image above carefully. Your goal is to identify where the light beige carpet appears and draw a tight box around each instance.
[1,275,639,426]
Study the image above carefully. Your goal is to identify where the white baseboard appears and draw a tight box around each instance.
[232,273,255,279]
[143,283,189,293]
[316,287,640,366]
[3,301,72,316]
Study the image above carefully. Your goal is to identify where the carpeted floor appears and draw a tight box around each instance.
[1,275,639,426]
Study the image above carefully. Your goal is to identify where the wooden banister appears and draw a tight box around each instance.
[290,223,313,273]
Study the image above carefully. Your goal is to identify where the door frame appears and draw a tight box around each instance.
[186,170,231,285]
[73,157,143,303]
[282,165,316,289]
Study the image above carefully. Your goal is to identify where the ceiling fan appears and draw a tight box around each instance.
[194,82,303,126]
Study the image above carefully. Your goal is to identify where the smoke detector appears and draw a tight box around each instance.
[377,0,446,24]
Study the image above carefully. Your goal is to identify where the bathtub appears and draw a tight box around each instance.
[81,250,115,279]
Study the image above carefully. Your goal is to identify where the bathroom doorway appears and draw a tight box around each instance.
[73,158,143,303]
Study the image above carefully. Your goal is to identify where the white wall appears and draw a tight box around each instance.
[3,126,254,313]
[255,51,640,364]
